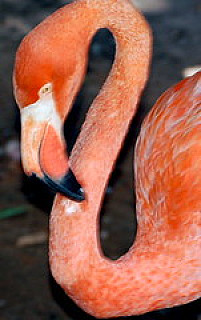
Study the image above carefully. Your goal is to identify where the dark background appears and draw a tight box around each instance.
[0,0,201,319]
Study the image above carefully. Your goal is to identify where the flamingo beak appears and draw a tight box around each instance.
[43,169,85,201]
[20,112,49,179]
[20,88,84,201]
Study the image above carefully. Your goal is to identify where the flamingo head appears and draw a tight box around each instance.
[13,21,85,201]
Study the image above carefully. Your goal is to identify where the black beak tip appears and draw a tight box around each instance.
[42,169,85,202]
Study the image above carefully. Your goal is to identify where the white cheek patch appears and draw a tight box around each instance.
[20,82,61,132]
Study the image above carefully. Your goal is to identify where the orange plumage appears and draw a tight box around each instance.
[13,0,201,318]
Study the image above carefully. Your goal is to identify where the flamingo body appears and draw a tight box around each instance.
[49,72,201,318]
[13,0,201,318]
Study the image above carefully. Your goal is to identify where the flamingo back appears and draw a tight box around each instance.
[135,72,201,251]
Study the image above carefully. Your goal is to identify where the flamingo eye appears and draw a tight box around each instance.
[38,83,53,98]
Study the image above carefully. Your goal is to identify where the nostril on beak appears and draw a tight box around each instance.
[42,169,85,202]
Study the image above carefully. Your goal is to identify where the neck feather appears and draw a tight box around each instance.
[70,0,152,205]
[49,0,158,317]
[49,4,201,316]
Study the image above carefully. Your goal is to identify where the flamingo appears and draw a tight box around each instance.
[13,0,201,318]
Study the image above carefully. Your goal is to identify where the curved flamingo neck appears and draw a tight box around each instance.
[50,0,151,256]
[70,0,152,203]
[49,0,156,317]
[49,2,201,318]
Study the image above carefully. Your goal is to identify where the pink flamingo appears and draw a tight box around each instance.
[13,0,201,318]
